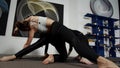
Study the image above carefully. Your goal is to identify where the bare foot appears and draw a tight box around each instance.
[80,57,94,65]
[0,55,16,62]
[42,55,54,64]
[75,55,93,65]
[97,56,119,68]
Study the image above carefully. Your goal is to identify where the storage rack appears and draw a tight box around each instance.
[84,13,119,57]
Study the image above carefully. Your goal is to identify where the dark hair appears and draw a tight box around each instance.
[15,21,31,31]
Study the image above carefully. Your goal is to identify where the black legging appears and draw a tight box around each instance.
[50,22,99,62]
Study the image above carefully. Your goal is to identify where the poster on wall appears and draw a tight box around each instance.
[90,0,114,18]
[0,0,11,35]
[12,0,64,38]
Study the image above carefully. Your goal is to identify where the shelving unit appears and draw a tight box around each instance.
[84,13,119,57]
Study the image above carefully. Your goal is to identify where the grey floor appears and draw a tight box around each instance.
[0,55,120,68]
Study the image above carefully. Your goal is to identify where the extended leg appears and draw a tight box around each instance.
[15,37,49,58]
[50,22,119,68]
[0,37,49,61]
[51,23,98,62]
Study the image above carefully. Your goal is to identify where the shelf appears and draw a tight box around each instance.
[85,23,120,30]
[84,13,119,57]
[87,34,108,39]
[86,34,120,39]
[115,37,120,39]
[115,44,120,48]
[85,13,119,22]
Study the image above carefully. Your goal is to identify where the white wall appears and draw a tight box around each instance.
[0,0,119,57]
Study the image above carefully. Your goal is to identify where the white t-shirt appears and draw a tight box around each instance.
[30,16,48,32]
[38,16,48,32]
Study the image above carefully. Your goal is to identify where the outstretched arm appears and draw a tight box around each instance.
[23,27,36,48]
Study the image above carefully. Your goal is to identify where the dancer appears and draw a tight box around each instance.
[0,16,119,68]
[14,21,93,65]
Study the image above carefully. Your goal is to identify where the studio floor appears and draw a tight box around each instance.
[0,55,120,68]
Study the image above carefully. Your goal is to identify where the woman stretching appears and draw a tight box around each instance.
[0,16,119,68]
